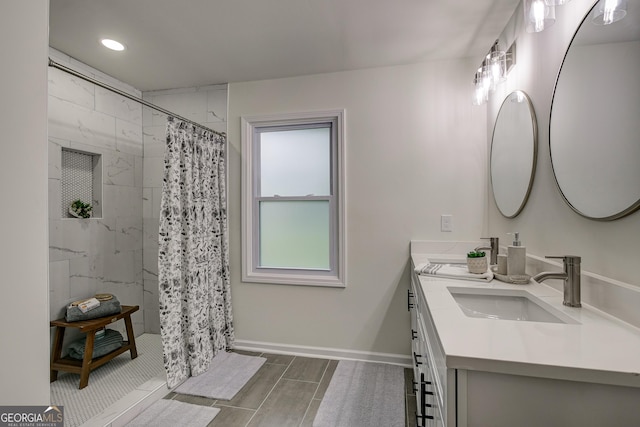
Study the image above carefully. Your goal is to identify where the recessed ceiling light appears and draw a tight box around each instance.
[101,39,126,51]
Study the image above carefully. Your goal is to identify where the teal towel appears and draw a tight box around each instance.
[67,329,124,360]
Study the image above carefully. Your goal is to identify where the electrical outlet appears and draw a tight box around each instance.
[441,214,453,232]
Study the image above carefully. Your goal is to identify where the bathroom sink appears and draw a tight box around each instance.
[448,287,579,324]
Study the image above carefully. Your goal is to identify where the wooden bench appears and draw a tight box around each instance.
[50,305,139,389]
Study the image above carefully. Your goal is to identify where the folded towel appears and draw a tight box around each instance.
[415,261,494,282]
[65,296,121,322]
[67,329,124,360]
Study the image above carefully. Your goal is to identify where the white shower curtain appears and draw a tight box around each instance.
[158,117,233,388]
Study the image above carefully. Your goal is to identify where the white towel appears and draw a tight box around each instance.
[415,261,494,282]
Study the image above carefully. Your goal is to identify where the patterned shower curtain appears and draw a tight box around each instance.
[158,117,234,388]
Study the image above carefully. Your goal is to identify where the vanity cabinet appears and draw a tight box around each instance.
[409,267,640,427]
[409,272,452,427]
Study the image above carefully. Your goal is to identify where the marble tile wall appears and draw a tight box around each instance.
[47,47,228,344]
[141,85,228,333]
[48,48,144,348]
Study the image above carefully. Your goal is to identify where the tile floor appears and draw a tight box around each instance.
[163,350,417,427]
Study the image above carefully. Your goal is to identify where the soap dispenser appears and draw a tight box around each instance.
[507,232,526,276]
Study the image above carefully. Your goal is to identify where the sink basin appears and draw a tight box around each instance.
[448,287,579,324]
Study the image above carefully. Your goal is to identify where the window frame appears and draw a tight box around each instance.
[241,110,346,287]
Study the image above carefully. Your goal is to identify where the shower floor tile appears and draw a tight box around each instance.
[50,333,165,427]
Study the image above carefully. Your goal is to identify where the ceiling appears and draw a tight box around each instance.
[49,0,521,92]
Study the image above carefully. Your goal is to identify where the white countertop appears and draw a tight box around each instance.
[411,251,640,388]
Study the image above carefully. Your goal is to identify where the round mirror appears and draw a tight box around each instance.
[490,90,538,218]
[550,0,640,220]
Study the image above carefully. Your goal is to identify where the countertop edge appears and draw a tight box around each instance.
[446,355,640,388]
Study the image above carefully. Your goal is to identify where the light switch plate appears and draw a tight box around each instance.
[441,214,453,232]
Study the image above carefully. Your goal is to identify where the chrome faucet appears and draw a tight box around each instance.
[532,255,582,307]
[475,237,499,265]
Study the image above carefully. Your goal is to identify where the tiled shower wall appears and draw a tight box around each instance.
[47,47,228,345]
[141,85,228,333]
[48,48,144,345]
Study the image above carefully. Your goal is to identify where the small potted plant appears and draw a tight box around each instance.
[467,250,487,274]
[69,199,93,219]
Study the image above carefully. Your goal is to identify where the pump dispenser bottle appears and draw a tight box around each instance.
[507,232,526,276]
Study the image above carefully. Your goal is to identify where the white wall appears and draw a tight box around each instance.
[228,59,487,357]
[0,0,50,405]
[487,0,640,289]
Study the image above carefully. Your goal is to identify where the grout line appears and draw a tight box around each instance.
[311,360,331,401]
[243,355,296,426]
[283,378,321,385]
[211,402,257,412]
[299,399,316,426]
[299,359,332,426]
[281,358,330,384]
[264,361,291,366]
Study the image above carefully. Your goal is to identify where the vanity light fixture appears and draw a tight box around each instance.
[472,61,494,105]
[100,38,126,51]
[473,69,489,106]
[472,41,515,105]
[524,0,556,33]
[487,41,507,87]
[592,0,628,25]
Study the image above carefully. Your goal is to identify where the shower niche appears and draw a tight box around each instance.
[61,147,102,219]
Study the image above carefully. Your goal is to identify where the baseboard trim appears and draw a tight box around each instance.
[234,339,412,367]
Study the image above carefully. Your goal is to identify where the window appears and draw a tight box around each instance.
[241,110,345,287]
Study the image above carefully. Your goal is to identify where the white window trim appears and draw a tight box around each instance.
[241,109,346,287]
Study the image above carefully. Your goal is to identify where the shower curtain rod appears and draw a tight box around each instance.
[48,58,226,138]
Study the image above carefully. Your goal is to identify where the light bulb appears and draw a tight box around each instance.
[489,51,506,85]
[525,0,555,33]
[532,0,546,32]
[604,0,626,24]
[472,85,486,105]
[593,0,628,25]
[472,69,488,106]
